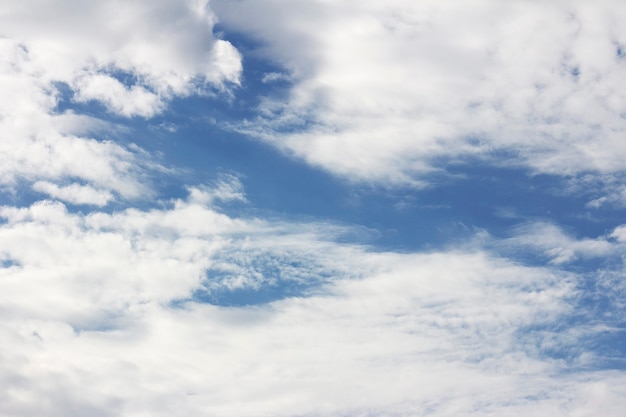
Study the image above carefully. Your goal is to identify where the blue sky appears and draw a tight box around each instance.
[1,1,626,416]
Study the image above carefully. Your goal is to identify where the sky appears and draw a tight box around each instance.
[1,0,626,416]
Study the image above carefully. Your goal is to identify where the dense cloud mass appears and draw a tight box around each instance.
[1,192,626,416]
[1,1,626,416]
[214,0,626,188]
[2,194,625,416]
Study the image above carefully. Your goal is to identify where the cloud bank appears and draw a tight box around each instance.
[2,190,625,416]
[214,0,626,186]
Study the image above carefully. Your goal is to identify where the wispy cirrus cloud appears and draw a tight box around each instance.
[498,221,622,264]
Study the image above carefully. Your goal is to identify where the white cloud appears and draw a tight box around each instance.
[73,74,164,118]
[261,72,292,83]
[0,40,142,198]
[32,181,114,206]
[500,222,621,264]
[0,191,624,416]
[611,225,626,242]
[0,0,242,100]
[187,173,248,206]
[0,0,242,200]
[0,105,150,199]
[0,189,357,326]
[213,0,626,186]
[581,176,626,208]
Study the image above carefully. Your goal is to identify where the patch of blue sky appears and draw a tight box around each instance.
[50,81,74,114]
[86,109,623,256]
[168,261,329,308]
[189,278,317,307]
[1,259,19,268]
[191,247,340,307]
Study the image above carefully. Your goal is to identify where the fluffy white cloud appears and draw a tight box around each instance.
[72,74,164,118]
[0,76,149,198]
[0,189,624,416]
[0,0,242,202]
[214,0,626,185]
[0,0,242,100]
[0,190,356,326]
[32,181,114,206]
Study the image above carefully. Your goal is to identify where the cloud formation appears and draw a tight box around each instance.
[0,0,241,101]
[32,181,114,206]
[215,0,626,185]
[500,221,623,264]
[2,1,626,416]
[0,0,242,201]
[2,189,624,416]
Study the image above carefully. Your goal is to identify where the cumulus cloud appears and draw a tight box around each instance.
[72,74,164,118]
[0,0,242,100]
[0,0,242,201]
[214,0,626,185]
[2,190,623,416]
[0,88,149,198]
